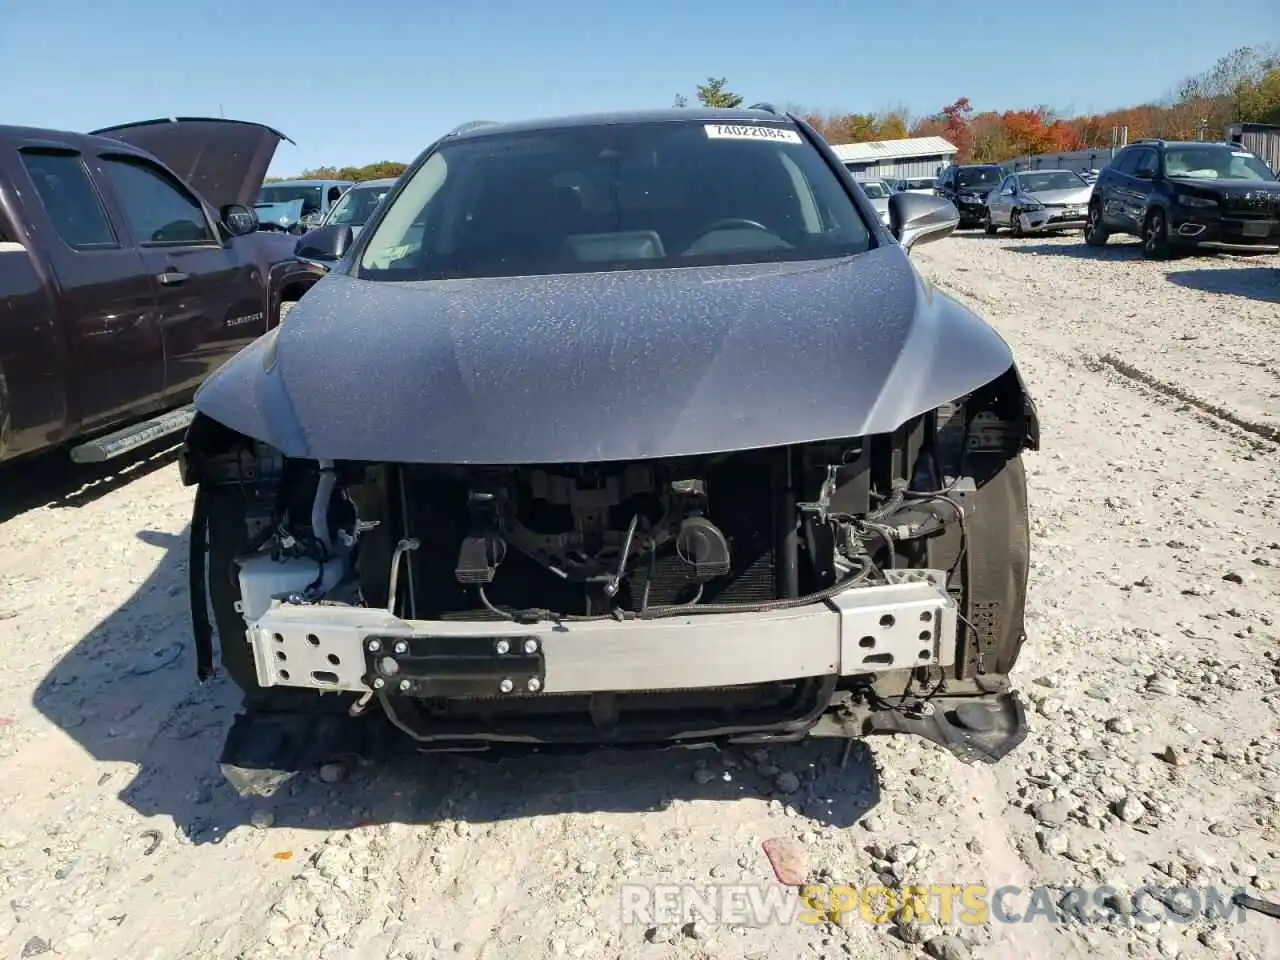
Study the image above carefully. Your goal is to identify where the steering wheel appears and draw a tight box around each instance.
[700,217,770,234]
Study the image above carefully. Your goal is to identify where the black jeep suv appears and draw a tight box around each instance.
[935,163,1005,229]
[1085,139,1280,258]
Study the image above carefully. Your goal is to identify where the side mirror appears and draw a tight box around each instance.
[295,224,353,263]
[889,193,959,253]
[221,203,259,237]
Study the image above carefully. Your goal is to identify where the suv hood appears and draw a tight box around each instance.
[90,117,294,209]
[1168,177,1280,195]
[194,246,1020,464]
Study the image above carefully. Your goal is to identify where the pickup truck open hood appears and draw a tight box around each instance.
[90,117,294,210]
[194,246,1023,465]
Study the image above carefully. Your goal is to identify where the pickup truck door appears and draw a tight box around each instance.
[94,152,268,401]
[11,147,166,437]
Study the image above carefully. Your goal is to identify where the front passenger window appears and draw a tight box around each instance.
[101,157,214,245]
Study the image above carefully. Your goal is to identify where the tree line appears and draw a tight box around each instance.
[267,45,1279,179]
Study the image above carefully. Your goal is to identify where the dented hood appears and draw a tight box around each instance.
[194,246,1019,465]
[90,117,293,209]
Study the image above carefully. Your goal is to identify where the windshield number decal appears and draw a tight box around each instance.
[704,124,802,144]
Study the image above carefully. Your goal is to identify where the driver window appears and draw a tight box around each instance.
[1132,150,1159,178]
[101,156,213,245]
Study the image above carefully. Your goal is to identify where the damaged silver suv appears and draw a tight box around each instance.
[180,107,1039,785]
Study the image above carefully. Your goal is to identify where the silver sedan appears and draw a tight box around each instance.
[857,178,892,226]
[984,169,1094,236]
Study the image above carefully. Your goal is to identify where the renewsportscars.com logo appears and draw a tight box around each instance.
[619,882,1253,928]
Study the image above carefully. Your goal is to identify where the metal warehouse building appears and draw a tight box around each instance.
[829,136,958,180]
[1002,148,1120,175]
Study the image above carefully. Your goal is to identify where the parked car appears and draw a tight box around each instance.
[180,107,1039,787]
[855,177,892,225]
[1085,139,1280,257]
[0,117,325,467]
[319,178,398,238]
[935,163,1006,228]
[984,169,1093,236]
[893,177,936,195]
[255,179,353,235]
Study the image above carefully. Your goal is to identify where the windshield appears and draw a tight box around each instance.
[958,167,1003,189]
[358,120,873,282]
[257,184,324,215]
[859,181,889,199]
[1163,146,1274,181]
[326,184,391,226]
[900,178,935,190]
[1018,171,1087,192]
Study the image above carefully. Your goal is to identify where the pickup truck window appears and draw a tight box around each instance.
[101,156,214,245]
[19,150,117,250]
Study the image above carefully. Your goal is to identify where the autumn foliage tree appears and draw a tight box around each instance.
[273,48,1280,177]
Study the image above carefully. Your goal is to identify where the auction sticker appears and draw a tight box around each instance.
[705,123,802,144]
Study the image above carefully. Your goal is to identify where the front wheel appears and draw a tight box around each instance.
[1009,208,1024,238]
[984,211,998,235]
[1142,209,1172,259]
[1083,201,1110,247]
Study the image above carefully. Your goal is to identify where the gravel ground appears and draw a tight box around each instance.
[1,230,1278,960]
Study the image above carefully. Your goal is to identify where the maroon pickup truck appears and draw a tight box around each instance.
[0,117,325,466]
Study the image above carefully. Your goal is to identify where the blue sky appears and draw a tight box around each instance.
[1,0,1276,175]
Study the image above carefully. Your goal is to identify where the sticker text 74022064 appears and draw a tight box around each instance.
[704,124,803,144]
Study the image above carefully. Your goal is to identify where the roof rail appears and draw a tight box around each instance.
[748,102,779,114]
[447,120,499,136]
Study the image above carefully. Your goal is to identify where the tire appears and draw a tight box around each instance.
[1142,208,1172,260]
[1084,200,1110,247]
[197,483,350,714]
[962,451,1030,678]
[1009,208,1024,238]
[984,211,998,235]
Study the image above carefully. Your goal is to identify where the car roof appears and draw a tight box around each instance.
[446,107,793,142]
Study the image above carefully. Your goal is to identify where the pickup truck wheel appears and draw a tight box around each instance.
[197,483,350,714]
[1084,201,1110,247]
